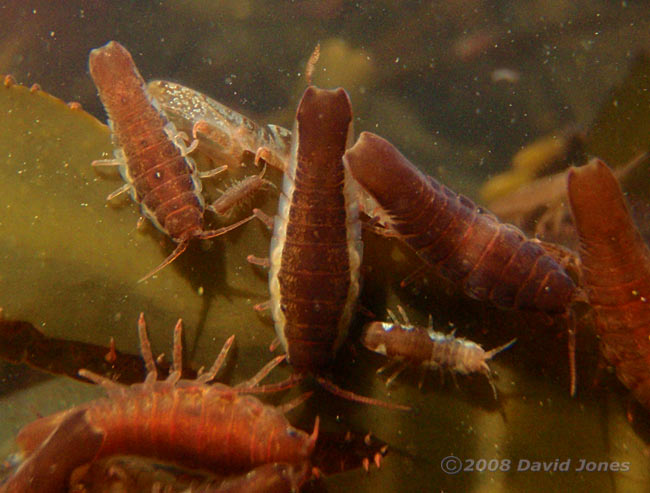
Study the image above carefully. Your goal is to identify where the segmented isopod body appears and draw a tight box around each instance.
[68,458,309,493]
[361,307,515,398]
[5,315,317,491]
[268,86,362,372]
[211,164,274,217]
[89,41,252,281]
[344,132,577,313]
[0,409,103,493]
[191,462,311,493]
[568,159,650,409]
[147,80,292,172]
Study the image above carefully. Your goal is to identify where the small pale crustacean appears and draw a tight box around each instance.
[88,41,254,282]
[147,79,292,173]
[361,306,516,399]
[147,80,286,221]
[1,314,317,493]
[210,164,276,218]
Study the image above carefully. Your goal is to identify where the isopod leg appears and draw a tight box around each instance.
[106,182,131,201]
[384,363,407,388]
[192,119,231,148]
[91,159,122,167]
[137,240,189,283]
[485,371,499,400]
[195,213,255,240]
[399,265,427,288]
[315,376,411,411]
[196,334,235,384]
[239,372,305,395]
[276,391,314,414]
[78,369,124,398]
[253,300,271,311]
[167,318,183,384]
[236,354,286,389]
[247,254,271,268]
[376,359,399,375]
[170,130,198,156]
[137,313,158,382]
[252,208,274,229]
[199,164,228,179]
[269,337,281,351]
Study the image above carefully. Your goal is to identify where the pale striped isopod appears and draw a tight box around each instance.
[362,306,516,399]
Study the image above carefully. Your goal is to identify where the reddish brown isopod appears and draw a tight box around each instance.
[568,158,650,409]
[344,131,577,314]
[2,315,317,492]
[89,41,252,281]
[268,86,362,372]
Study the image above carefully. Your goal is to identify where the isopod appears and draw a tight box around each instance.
[361,306,516,399]
[2,314,317,492]
[268,85,361,372]
[68,457,310,493]
[211,164,275,217]
[190,462,311,493]
[147,79,292,172]
[344,132,582,394]
[259,86,409,411]
[88,41,253,281]
[344,132,578,314]
[568,158,650,409]
[0,408,103,493]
